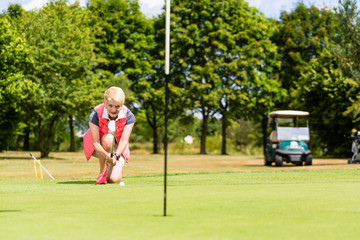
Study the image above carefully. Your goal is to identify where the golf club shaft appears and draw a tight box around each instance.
[30,153,55,180]
[110,135,115,157]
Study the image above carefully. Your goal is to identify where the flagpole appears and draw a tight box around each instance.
[164,0,171,217]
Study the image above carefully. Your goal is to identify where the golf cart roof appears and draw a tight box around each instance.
[268,110,309,118]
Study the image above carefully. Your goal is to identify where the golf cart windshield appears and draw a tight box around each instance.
[268,110,311,142]
[277,127,310,141]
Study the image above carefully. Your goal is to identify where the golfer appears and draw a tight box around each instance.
[83,87,135,184]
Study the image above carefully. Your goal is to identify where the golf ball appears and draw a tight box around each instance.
[119,182,125,187]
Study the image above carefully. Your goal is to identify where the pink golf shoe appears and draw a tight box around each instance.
[96,174,107,184]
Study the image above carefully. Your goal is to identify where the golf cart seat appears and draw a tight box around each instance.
[270,130,278,143]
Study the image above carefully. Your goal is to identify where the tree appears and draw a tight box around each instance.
[272,2,356,156]
[214,9,284,155]
[273,2,339,105]
[88,0,165,152]
[241,19,287,156]
[133,11,193,154]
[335,0,360,121]
[17,0,98,157]
[87,0,154,81]
[0,16,37,151]
[292,46,355,155]
[2,3,25,18]
[170,0,283,154]
[170,0,219,154]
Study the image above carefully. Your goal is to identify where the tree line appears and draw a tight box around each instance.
[1,0,360,157]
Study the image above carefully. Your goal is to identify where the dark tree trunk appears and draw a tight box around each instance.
[39,118,56,158]
[153,130,158,153]
[221,112,227,155]
[69,115,75,152]
[200,110,208,154]
[16,135,22,150]
[262,115,268,156]
[23,127,30,151]
[152,113,158,154]
[39,119,44,156]
[146,107,159,154]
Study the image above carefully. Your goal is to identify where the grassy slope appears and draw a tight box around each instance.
[1,152,360,239]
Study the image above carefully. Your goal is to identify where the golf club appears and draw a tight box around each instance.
[30,153,55,180]
[108,120,116,158]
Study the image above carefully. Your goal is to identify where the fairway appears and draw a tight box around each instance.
[1,152,360,239]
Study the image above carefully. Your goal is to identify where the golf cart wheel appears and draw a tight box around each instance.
[275,154,283,167]
[264,153,272,166]
[305,155,312,166]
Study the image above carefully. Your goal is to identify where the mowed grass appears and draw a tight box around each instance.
[1,151,360,239]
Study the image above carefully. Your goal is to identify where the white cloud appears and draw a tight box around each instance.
[22,0,47,10]
[0,0,350,20]
[139,0,342,20]
[139,0,163,8]
[0,0,162,17]
[248,0,342,19]
[139,0,164,18]
[13,0,87,11]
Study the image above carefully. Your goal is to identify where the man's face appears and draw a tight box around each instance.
[105,99,122,119]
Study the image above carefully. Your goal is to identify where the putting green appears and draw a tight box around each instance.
[1,170,360,239]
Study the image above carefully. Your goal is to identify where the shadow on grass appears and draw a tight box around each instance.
[0,210,22,213]
[0,156,66,161]
[152,214,174,217]
[57,180,95,185]
[0,157,34,160]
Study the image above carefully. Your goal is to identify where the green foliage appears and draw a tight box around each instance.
[230,119,262,149]
[170,0,284,154]
[88,0,154,80]
[88,0,162,152]
[0,16,37,150]
[3,3,25,18]
[165,117,262,155]
[1,0,358,157]
[292,47,354,156]
[14,0,98,157]
[335,0,360,122]
[274,2,353,156]
[273,2,338,101]
[0,17,34,110]
[129,109,153,143]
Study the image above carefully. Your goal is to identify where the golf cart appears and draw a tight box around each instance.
[265,110,312,167]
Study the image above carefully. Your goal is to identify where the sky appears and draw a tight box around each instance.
[0,0,344,19]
